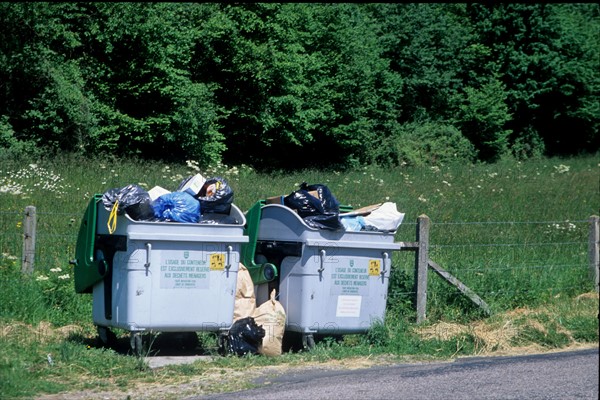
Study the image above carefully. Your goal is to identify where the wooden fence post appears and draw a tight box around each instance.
[590,215,599,293]
[21,206,36,275]
[414,214,430,324]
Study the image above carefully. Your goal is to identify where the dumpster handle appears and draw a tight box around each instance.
[318,249,326,275]
[145,243,151,276]
[226,245,233,277]
[381,252,389,281]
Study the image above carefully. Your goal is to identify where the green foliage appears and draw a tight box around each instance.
[452,78,512,162]
[467,4,600,158]
[0,116,16,148]
[376,122,476,166]
[0,257,46,324]
[193,4,403,169]
[2,3,596,170]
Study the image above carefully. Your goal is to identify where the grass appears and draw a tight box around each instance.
[0,152,598,399]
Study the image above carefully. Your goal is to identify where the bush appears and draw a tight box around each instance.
[375,122,477,167]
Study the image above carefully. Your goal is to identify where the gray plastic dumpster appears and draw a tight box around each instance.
[72,195,248,354]
[254,204,402,348]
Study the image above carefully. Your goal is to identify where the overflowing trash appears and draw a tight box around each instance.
[273,182,404,232]
[247,183,404,351]
[100,174,240,229]
[88,174,404,358]
[101,178,403,233]
[227,273,286,357]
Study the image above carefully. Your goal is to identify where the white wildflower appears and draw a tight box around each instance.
[1,253,17,260]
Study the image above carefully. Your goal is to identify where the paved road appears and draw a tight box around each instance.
[195,348,599,400]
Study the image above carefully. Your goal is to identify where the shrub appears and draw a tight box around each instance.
[375,122,477,167]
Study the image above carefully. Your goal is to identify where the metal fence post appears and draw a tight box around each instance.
[21,205,36,274]
[414,214,430,324]
[589,215,599,293]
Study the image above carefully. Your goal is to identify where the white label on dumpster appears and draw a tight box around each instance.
[330,259,370,296]
[159,250,210,289]
[336,295,362,318]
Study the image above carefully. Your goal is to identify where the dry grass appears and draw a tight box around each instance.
[414,292,599,356]
[0,321,83,345]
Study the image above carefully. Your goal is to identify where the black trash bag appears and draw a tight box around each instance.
[221,317,265,357]
[283,189,325,218]
[153,191,201,223]
[101,184,154,221]
[284,183,344,231]
[304,211,344,231]
[196,177,233,215]
[300,182,340,214]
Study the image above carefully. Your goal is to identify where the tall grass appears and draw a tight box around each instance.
[0,153,598,398]
[1,154,598,319]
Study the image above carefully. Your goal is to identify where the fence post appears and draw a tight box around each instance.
[590,215,599,293]
[414,214,430,324]
[21,206,37,275]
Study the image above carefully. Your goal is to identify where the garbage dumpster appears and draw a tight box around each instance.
[72,194,248,353]
[244,201,402,348]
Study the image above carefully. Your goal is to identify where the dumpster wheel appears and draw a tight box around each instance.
[96,326,117,348]
[130,332,144,356]
[302,333,315,350]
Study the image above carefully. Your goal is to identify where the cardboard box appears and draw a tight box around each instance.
[178,174,206,197]
[265,195,285,205]
[148,186,171,201]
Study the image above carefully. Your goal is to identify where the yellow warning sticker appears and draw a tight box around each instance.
[368,259,381,276]
[209,253,225,271]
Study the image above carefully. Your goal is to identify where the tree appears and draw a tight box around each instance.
[192,3,403,169]
[466,3,599,158]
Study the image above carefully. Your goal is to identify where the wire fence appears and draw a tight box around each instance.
[1,207,598,317]
[0,209,78,274]
[388,216,597,316]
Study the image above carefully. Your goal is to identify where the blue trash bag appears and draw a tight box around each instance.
[340,215,366,232]
[153,191,201,223]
